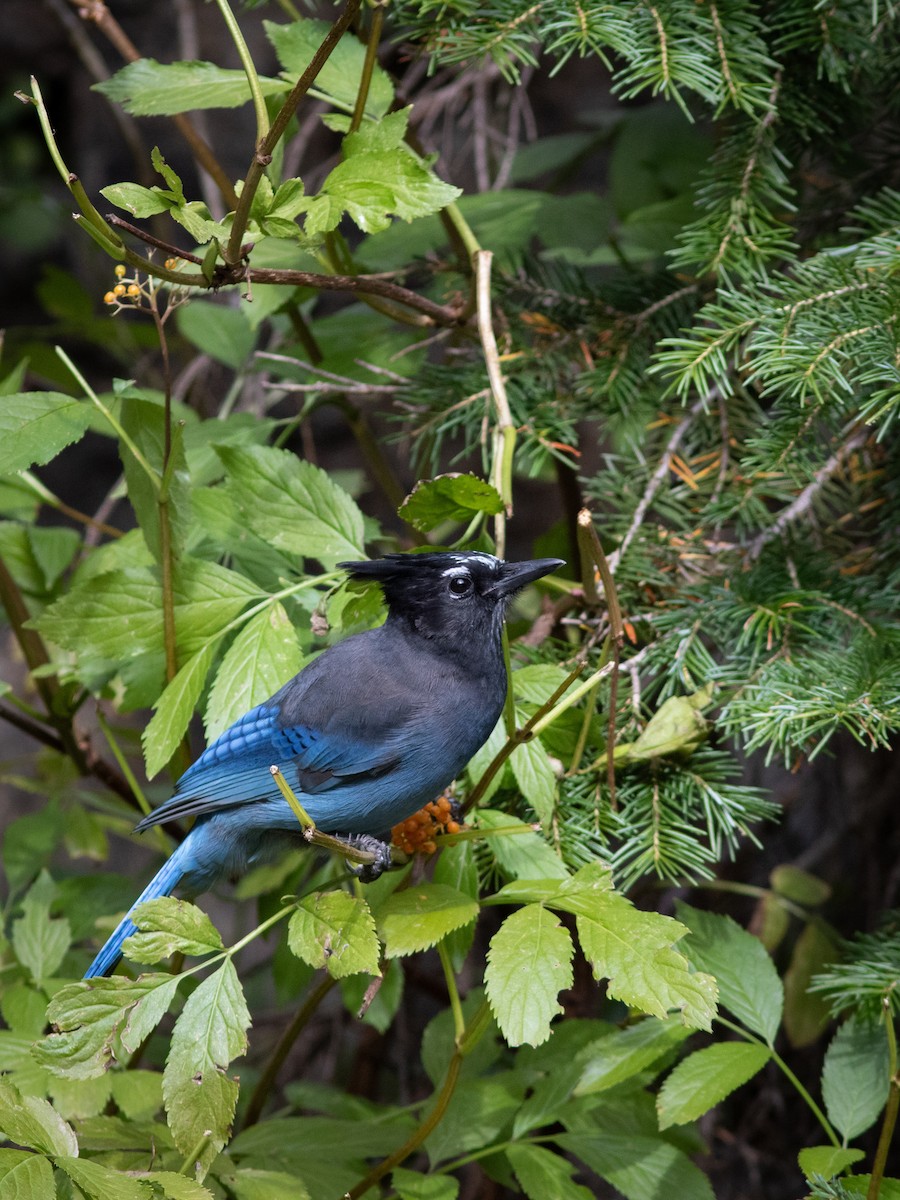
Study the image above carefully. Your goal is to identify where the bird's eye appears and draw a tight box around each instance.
[448,574,472,596]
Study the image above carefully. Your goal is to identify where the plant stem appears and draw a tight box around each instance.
[716,1015,841,1148]
[212,0,270,142]
[349,1,387,134]
[438,941,465,1042]
[346,1046,464,1199]
[241,972,339,1129]
[867,1001,899,1200]
[226,0,362,265]
[475,250,516,558]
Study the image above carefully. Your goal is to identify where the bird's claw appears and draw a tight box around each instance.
[342,833,397,882]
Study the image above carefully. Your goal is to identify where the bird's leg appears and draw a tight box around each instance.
[340,834,397,882]
[270,765,406,879]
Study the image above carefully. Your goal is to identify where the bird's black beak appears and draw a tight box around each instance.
[491,557,564,598]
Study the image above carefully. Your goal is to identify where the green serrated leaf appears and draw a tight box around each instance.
[101,182,173,217]
[35,556,262,671]
[110,1070,164,1120]
[559,1128,715,1200]
[510,737,558,826]
[314,148,461,235]
[554,884,717,1030]
[399,474,504,533]
[11,871,71,985]
[34,974,179,1079]
[163,959,250,1169]
[218,444,365,568]
[0,393,92,476]
[0,1080,78,1157]
[676,903,782,1042]
[123,897,224,964]
[478,809,569,885]
[143,642,217,779]
[205,603,303,743]
[288,890,381,978]
[657,1041,771,1129]
[375,884,479,958]
[136,1172,214,1200]
[575,1015,693,1095]
[797,1145,865,1181]
[176,302,256,370]
[391,1166,459,1200]
[507,1143,594,1200]
[485,904,573,1047]
[56,1156,149,1200]
[265,19,393,119]
[94,58,287,115]
[219,1168,311,1200]
[822,1015,890,1140]
[0,1150,55,1197]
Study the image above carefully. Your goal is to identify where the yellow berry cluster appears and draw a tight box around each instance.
[391,794,461,856]
[103,263,146,308]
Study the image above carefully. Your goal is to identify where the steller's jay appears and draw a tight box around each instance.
[84,550,562,977]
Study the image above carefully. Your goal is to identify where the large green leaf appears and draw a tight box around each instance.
[477,809,569,882]
[94,59,287,114]
[560,1129,715,1200]
[288,890,381,978]
[510,737,558,826]
[553,873,717,1029]
[218,444,365,568]
[0,1150,55,1197]
[507,1143,594,1200]
[36,556,262,669]
[657,1041,771,1128]
[576,1016,693,1096]
[163,959,250,1171]
[265,19,393,118]
[176,303,257,371]
[143,642,217,778]
[797,1146,865,1181]
[123,897,225,965]
[485,904,573,1047]
[34,974,179,1079]
[205,602,303,743]
[0,393,92,476]
[11,872,71,986]
[56,1156,149,1200]
[399,475,504,533]
[676,903,782,1043]
[0,1081,78,1156]
[821,1015,890,1140]
[375,884,479,958]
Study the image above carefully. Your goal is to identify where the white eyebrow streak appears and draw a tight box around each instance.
[441,565,471,578]
[451,552,498,568]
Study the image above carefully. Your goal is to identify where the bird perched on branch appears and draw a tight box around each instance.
[84,550,562,978]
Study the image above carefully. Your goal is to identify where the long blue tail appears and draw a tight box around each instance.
[84,838,193,978]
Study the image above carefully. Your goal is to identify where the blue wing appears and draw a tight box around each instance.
[133,701,400,832]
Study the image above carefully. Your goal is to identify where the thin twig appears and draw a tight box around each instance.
[609,393,710,572]
[746,427,869,561]
[475,250,516,556]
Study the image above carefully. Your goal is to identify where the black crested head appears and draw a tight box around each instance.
[340,552,563,648]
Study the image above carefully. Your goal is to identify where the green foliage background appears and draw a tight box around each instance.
[1,1,900,1197]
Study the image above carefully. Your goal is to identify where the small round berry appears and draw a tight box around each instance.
[446,821,460,835]
[114,264,126,278]
[103,291,116,305]
[127,284,141,297]
[113,283,126,297]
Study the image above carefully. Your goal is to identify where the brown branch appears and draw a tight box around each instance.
[106,215,204,264]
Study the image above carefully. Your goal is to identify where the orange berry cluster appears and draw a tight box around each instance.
[391,794,461,856]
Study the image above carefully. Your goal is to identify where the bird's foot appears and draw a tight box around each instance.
[341,833,397,883]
